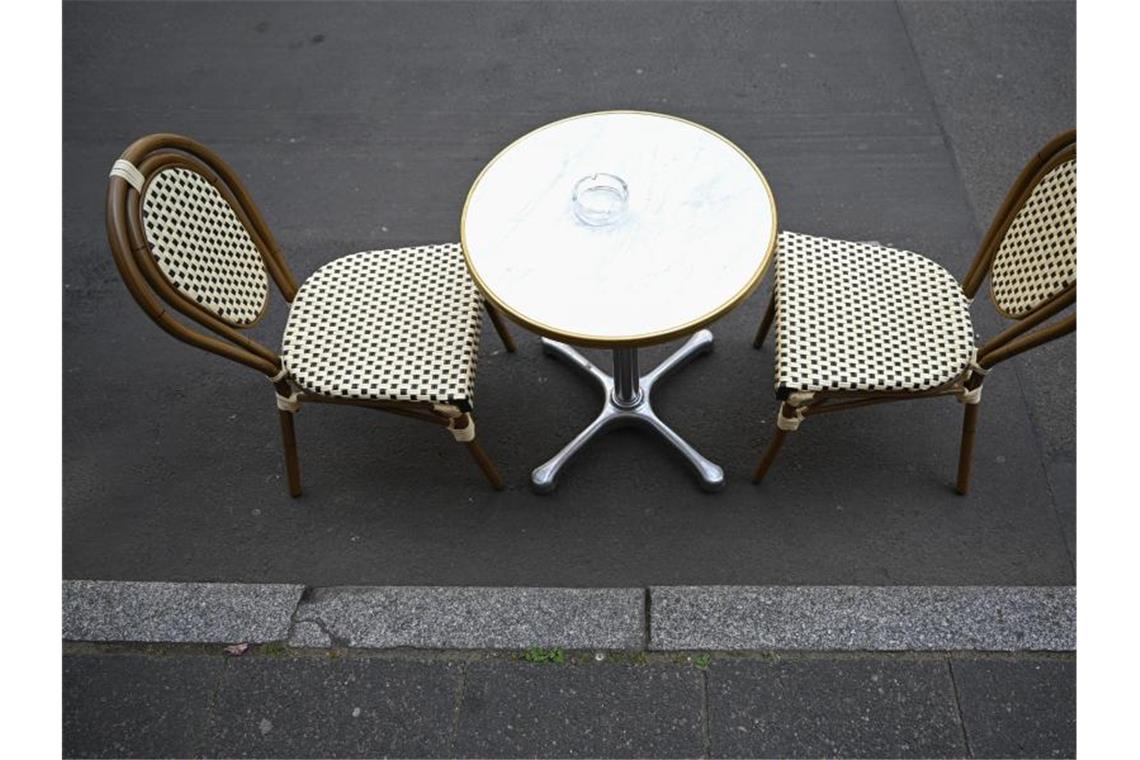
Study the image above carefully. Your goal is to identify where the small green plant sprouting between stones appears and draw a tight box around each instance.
[522,646,565,664]
[259,641,290,657]
[693,653,712,669]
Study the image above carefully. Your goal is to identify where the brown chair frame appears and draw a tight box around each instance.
[751,130,1076,494]
[106,133,517,496]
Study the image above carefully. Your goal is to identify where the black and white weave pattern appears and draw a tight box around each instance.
[990,159,1076,317]
[141,167,270,325]
[773,232,975,395]
[281,243,484,409]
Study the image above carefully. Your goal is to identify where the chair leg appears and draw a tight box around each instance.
[485,303,517,353]
[753,401,802,483]
[752,427,789,483]
[956,402,980,495]
[451,413,505,490]
[278,409,302,497]
[752,295,775,349]
[466,440,506,491]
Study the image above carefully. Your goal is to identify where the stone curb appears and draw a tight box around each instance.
[62,581,1075,651]
[288,586,645,649]
[650,585,1075,651]
[62,580,305,644]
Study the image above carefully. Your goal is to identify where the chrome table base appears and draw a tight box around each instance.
[531,329,725,493]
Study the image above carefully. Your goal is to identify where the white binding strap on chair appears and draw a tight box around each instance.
[775,405,803,431]
[957,350,988,405]
[958,385,983,405]
[966,350,990,379]
[109,159,145,191]
[433,403,476,442]
[448,416,476,442]
[271,365,297,411]
[276,390,300,412]
[776,391,815,431]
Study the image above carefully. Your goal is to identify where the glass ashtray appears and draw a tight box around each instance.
[572,173,629,226]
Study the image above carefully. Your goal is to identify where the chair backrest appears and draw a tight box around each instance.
[962,130,1076,371]
[142,163,270,326]
[105,134,299,378]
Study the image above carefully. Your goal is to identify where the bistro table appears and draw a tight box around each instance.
[461,111,777,492]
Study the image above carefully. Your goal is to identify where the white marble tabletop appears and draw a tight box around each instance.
[461,111,777,347]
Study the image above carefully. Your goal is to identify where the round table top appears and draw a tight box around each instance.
[461,110,778,347]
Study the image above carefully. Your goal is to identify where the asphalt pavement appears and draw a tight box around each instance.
[63,1,1075,587]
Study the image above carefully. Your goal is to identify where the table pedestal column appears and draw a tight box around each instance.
[530,329,726,493]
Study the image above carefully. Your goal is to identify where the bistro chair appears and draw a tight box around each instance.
[105,133,517,496]
[750,130,1075,493]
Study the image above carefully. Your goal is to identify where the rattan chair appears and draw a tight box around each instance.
[751,130,1075,493]
[105,133,517,496]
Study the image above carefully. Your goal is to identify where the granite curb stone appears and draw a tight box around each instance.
[288,586,645,650]
[63,581,1075,651]
[649,585,1075,651]
[63,580,305,644]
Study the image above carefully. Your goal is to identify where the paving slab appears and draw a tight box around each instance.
[951,655,1076,759]
[206,656,460,758]
[453,661,704,758]
[63,653,223,759]
[650,586,1075,651]
[288,586,644,649]
[63,647,1075,759]
[706,657,965,758]
[63,1,1076,588]
[63,580,304,643]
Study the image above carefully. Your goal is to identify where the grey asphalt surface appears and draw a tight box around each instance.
[62,646,1075,759]
[63,1,1076,587]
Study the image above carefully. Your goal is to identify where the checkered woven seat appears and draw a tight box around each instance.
[773,231,976,396]
[281,243,483,410]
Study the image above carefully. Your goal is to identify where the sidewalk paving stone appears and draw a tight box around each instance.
[650,586,1075,651]
[63,580,305,644]
[207,656,460,759]
[288,586,644,650]
[705,657,966,758]
[951,655,1076,759]
[63,653,223,759]
[63,647,1073,758]
[453,661,705,758]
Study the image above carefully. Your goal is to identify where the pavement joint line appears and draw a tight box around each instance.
[699,667,712,759]
[62,640,1077,662]
[63,581,1075,653]
[642,587,652,651]
[946,655,975,758]
[447,661,468,757]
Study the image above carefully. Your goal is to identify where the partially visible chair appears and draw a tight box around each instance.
[751,130,1075,493]
[106,133,516,496]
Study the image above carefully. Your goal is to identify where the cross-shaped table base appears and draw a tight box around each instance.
[531,329,726,493]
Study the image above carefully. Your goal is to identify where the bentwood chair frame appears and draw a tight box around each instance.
[106,133,517,496]
[751,130,1076,493]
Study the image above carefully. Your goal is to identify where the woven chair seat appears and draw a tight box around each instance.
[282,243,483,409]
[773,231,975,396]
